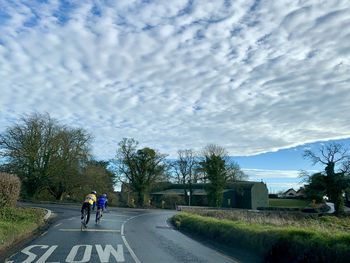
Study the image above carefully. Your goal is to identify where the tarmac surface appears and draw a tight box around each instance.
[4,203,259,263]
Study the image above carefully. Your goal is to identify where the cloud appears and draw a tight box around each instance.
[243,168,311,192]
[0,0,350,159]
[243,169,301,179]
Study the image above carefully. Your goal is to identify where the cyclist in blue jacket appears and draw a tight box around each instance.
[96,194,108,220]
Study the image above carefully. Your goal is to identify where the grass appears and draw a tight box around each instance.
[173,211,350,262]
[0,206,45,251]
[268,198,310,208]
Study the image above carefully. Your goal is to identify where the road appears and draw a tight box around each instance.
[4,204,258,263]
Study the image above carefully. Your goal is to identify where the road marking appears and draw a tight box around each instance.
[44,209,52,220]
[100,219,125,222]
[36,245,59,263]
[121,236,140,263]
[96,244,125,262]
[59,228,121,233]
[120,214,147,263]
[54,223,62,227]
[120,212,176,263]
[40,231,48,237]
[112,215,131,217]
[14,245,125,263]
[66,245,92,263]
[21,245,49,263]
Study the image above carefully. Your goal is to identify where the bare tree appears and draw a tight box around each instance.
[303,143,350,214]
[170,149,198,204]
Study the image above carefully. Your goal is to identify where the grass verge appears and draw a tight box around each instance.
[0,206,46,253]
[172,212,350,263]
[268,198,310,208]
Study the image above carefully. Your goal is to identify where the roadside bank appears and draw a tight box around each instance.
[0,207,50,260]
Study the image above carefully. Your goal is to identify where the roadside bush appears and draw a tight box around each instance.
[173,212,350,263]
[0,173,21,207]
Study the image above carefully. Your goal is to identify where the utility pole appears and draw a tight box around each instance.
[187,191,191,206]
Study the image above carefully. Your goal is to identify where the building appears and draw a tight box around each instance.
[281,187,306,198]
[222,182,269,209]
[150,181,268,210]
[281,188,298,198]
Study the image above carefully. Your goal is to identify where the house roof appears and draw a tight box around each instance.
[227,181,259,190]
[284,188,296,194]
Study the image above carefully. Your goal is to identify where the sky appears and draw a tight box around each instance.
[1,0,350,192]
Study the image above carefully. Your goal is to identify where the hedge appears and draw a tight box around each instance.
[0,172,21,207]
[172,212,350,263]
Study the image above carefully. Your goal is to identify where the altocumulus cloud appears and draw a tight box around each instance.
[0,0,350,159]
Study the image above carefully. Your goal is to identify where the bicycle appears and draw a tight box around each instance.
[95,207,103,224]
[81,207,88,231]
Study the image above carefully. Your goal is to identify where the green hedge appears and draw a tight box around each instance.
[172,212,350,263]
[0,173,21,207]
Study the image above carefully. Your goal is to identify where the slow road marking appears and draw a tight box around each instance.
[8,244,125,262]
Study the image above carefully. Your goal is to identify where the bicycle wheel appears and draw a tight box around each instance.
[81,209,88,231]
[95,209,99,224]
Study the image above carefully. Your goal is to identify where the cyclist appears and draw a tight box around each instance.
[81,190,97,227]
[97,193,108,213]
[95,193,108,222]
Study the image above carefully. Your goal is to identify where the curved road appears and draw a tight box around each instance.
[4,204,258,263]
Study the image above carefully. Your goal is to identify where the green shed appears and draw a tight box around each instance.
[222,182,268,209]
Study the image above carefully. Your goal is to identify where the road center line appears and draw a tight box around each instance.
[59,229,120,233]
[121,212,173,263]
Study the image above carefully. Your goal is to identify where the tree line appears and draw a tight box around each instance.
[0,113,115,202]
[0,113,246,207]
[2,113,348,214]
[114,139,247,207]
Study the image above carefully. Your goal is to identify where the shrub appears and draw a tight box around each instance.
[173,212,350,263]
[0,173,21,207]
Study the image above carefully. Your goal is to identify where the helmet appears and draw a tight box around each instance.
[91,190,97,195]
[102,193,107,197]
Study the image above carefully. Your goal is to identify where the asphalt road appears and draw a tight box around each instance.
[4,204,258,263]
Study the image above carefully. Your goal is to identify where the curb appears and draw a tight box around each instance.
[28,206,53,220]
[43,209,52,220]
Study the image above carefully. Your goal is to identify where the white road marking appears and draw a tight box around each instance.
[96,244,125,262]
[15,244,126,263]
[99,219,125,222]
[54,223,62,227]
[40,231,48,237]
[120,212,178,263]
[59,228,120,233]
[112,215,130,217]
[121,236,140,263]
[21,245,49,263]
[120,214,148,263]
[43,209,52,220]
[36,245,59,263]
[65,245,92,263]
